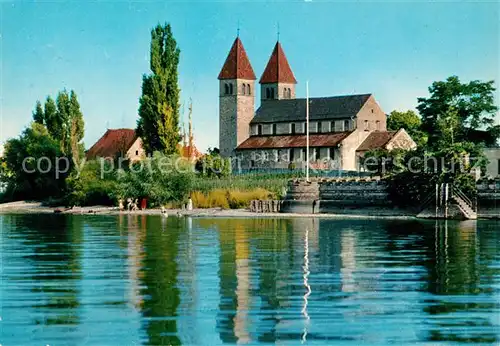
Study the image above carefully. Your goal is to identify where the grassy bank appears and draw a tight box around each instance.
[192,174,291,196]
[189,174,290,209]
[190,188,274,209]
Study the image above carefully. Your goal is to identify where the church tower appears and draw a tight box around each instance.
[260,41,297,101]
[218,37,256,157]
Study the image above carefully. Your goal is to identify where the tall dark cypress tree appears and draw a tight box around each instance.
[137,23,181,155]
[33,101,44,125]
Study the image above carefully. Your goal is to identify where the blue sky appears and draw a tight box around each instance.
[1,1,499,152]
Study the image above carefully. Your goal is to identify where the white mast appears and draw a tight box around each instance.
[306,81,310,182]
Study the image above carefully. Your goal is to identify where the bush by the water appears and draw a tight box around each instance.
[190,188,274,209]
[64,160,118,206]
[118,152,194,207]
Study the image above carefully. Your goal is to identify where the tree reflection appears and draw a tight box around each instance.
[139,215,182,346]
[20,214,83,327]
[423,221,498,343]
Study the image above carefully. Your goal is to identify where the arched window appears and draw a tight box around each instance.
[376,120,381,131]
[242,84,246,95]
[247,84,251,95]
[364,120,369,131]
[266,88,270,99]
[229,83,233,95]
[287,88,291,99]
[224,83,229,95]
[270,88,275,99]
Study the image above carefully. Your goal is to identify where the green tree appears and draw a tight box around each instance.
[56,90,71,153]
[417,76,499,149]
[118,152,194,207]
[43,96,58,138]
[32,91,85,162]
[195,147,231,177]
[68,91,85,164]
[65,160,118,206]
[33,101,44,125]
[3,123,66,200]
[387,110,427,147]
[137,23,181,155]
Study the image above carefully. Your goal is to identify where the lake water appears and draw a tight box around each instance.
[0,214,499,345]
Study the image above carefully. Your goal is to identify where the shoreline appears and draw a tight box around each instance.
[0,201,419,220]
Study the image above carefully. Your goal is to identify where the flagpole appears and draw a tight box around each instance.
[306,81,310,182]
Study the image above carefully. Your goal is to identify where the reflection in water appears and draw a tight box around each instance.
[139,215,181,346]
[301,226,311,344]
[1,215,499,345]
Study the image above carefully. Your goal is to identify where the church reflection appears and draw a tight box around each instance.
[119,215,499,344]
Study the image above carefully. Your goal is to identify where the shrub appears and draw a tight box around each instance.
[118,152,194,207]
[190,188,274,209]
[64,160,118,206]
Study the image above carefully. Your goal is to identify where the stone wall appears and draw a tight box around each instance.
[319,179,389,205]
[219,78,255,157]
[281,180,320,213]
[477,179,500,219]
[280,178,409,215]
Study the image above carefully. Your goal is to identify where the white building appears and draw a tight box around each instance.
[484,148,500,178]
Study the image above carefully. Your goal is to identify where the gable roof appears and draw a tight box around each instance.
[356,131,397,152]
[236,132,351,150]
[178,144,202,159]
[259,42,297,84]
[86,129,138,159]
[218,37,256,80]
[251,94,372,124]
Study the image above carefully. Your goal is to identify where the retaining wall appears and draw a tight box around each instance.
[477,179,500,219]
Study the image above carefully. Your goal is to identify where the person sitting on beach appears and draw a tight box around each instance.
[131,199,139,211]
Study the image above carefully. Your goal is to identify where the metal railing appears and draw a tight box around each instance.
[452,186,477,212]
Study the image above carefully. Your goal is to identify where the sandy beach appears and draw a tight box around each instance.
[0,200,418,220]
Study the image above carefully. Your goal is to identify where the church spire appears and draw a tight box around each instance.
[259,41,297,84]
[218,37,256,80]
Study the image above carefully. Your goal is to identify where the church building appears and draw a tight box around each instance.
[218,37,416,171]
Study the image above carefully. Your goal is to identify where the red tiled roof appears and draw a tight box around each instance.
[259,42,297,84]
[179,144,202,159]
[86,129,138,159]
[236,132,350,150]
[218,37,256,80]
[356,131,397,152]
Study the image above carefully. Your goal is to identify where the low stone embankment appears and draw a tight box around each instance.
[280,178,410,215]
[278,177,500,219]
[477,179,500,219]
